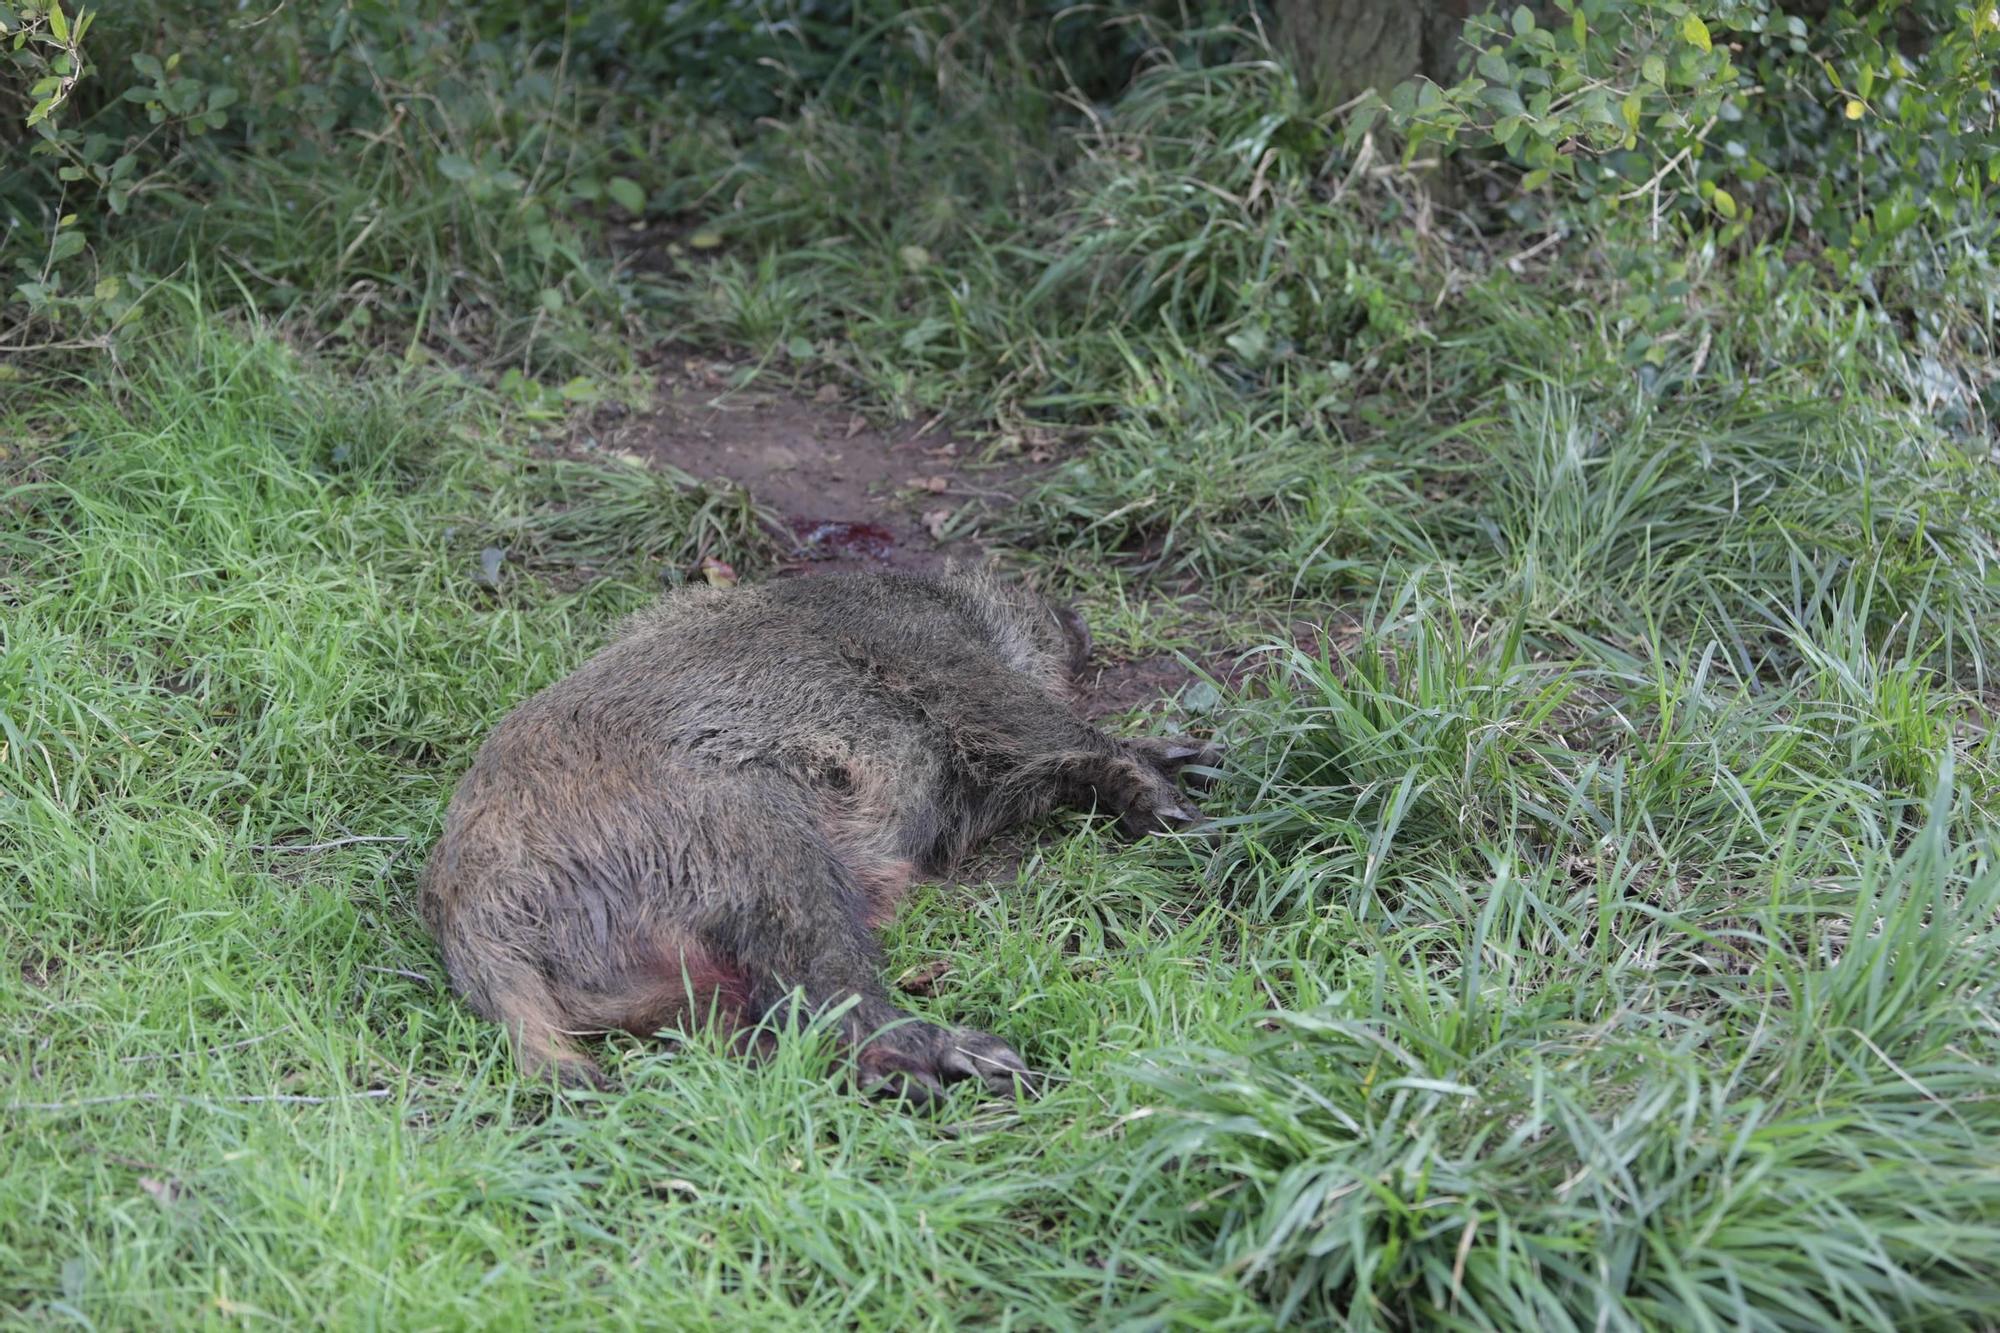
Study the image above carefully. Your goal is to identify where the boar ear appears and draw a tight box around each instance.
[1052,604,1092,677]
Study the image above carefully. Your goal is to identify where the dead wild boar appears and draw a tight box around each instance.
[418,566,1218,1104]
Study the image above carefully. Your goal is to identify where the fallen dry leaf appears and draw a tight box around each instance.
[922,508,954,542]
[698,556,738,588]
[906,475,950,494]
[895,959,952,996]
[139,1176,186,1206]
[651,1178,702,1201]
[813,383,844,404]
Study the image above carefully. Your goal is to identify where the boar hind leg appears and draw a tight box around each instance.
[706,821,1032,1108]
[752,921,1033,1109]
[464,959,609,1091]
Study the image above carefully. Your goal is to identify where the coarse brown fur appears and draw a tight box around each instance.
[417,565,1219,1105]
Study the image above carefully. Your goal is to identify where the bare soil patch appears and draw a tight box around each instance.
[593,354,1035,578]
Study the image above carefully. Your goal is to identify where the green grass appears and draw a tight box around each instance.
[8,6,2000,1330]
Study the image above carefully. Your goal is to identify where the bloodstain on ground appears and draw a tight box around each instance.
[570,354,1298,747]
[587,354,1032,578]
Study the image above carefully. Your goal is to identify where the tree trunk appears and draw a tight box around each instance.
[1275,0,1478,106]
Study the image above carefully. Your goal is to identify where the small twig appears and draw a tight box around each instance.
[366,844,410,894]
[1449,1213,1479,1311]
[1328,132,1376,206]
[359,964,435,987]
[1615,114,1719,242]
[940,482,1019,503]
[1504,229,1566,274]
[251,835,409,854]
[1245,145,1277,213]
[6,1089,395,1114]
[1616,146,1695,203]
[1688,327,1713,383]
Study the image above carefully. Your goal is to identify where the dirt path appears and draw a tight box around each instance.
[584,354,1206,721]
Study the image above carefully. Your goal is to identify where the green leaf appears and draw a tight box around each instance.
[1511,5,1534,35]
[132,51,162,81]
[1681,14,1711,52]
[1476,50,1510,84]
[47,0,67,43]
[1225,326,1270,364]
[1571,9,1586,47]
[605,176,646,214]
[1711,187,1737,218]
[538,287,564,313]
[1642,54,1666,86]
[437,154,476,182]
[1581,88,1620,126]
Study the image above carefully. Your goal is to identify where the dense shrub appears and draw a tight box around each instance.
[1368,0,2000,269]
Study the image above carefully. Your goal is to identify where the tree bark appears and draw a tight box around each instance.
[1275,0,1479,106]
